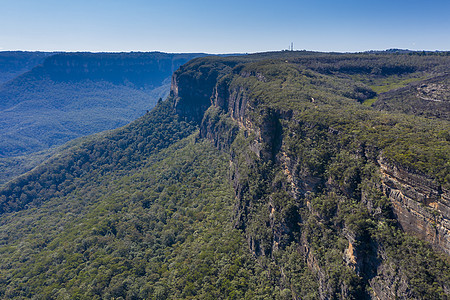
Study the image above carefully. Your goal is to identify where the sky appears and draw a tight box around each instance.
[1,0,449,53]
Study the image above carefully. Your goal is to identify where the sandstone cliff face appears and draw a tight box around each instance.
[171,58,449,299]
[41,52,204,88]
[378,156,450,255]
[195,74,360,298]
[369,261,414,300]
[189,65,450,255]
[171,67,217,123]
[170,60,237,123]
[197,73,298,253]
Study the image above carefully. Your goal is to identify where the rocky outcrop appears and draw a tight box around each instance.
[416,73,450,102]
[370,261,414,300]
[378,155,450,255]
[171,60,236,123]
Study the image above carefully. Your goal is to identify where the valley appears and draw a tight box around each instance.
[0,52,206,185]
[0,51,449,299]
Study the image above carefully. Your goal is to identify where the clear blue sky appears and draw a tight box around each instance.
[1,0,449,53]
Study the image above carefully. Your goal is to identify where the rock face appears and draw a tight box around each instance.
[0,52,448,299]
[181,60,450,256]
[171,63,223,123]
[41,52,206,88]
[378,156,450,255]
[416,74,450,103]
[369,262,414,300]
[171,54,450,299]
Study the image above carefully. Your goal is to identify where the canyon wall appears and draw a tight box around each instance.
[171,56,450,299]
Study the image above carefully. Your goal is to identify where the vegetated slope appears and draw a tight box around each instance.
[0,149,57,189]
[0,100,295,299]
[371,73,450,120]
[0,51,54,84]
[0,52,206,185]
[0,51,449,299]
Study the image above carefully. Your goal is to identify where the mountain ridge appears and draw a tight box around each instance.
[0,51,449,299]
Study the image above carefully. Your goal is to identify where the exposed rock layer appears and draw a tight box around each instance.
[171,56,450,299]
[378,156,450,255]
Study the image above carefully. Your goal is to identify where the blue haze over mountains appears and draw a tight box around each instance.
[0,52,206,184]
[0,52,206,158]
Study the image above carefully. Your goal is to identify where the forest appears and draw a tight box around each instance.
[0,52,206,185]
[0,51,449,299]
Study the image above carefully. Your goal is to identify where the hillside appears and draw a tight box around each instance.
[0,52,206,185]
[0,51,449,299]
[372,73,450,119]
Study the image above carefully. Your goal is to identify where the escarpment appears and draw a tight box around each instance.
[378,156,450,255]
[41,52,206,87]
[0,52,448,299]
[0,51,450,300]
[172,53,450,299]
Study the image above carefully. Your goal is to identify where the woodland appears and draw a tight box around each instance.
[0,51,449,299]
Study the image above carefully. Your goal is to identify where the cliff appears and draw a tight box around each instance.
[0,51,53,84]
[378,156,450,255]
[172,53,450,299]
[41,52,206,88]
[0,52,448,299]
